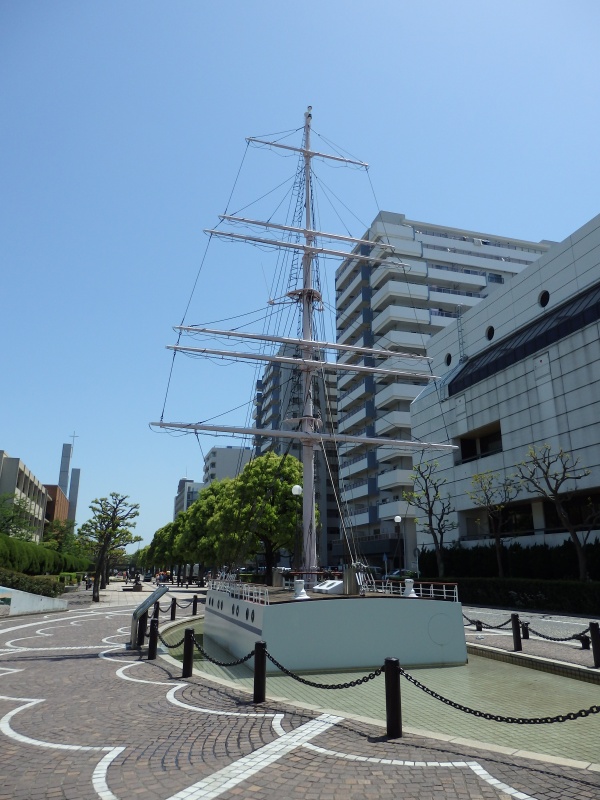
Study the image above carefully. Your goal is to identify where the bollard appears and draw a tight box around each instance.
[384,657,402,738]
[511,613,522,652]
[148,618,158,660]
[579,634,591,650]
[253,641,267,703]
[590,621,600,669]
[193,594,198,616]
[475,620,483,632]
[153,601,160,620]
[521,621,529,640]
[136,610,148,648]
[182,628,195,678]
[171,597,177,621]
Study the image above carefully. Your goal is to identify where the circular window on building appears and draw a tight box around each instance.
[445,353,452,367]
[486,326,495,341]
[539,290,550,308]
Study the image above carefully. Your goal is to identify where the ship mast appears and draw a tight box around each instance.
[299,106,317,573]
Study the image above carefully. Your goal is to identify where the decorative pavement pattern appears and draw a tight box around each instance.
[0,596,599,799]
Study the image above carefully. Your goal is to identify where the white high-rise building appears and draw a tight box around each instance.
[203,446,252,485]
[334,211,553,570]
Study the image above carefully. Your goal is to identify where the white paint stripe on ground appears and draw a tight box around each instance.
[302,743,538,800]
[92,746,127,800]
[165,714,343,800]
[166,686,285,721]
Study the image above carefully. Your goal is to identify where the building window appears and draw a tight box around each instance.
[457,422,502,463]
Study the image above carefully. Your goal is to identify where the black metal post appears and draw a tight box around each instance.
[171,597,177,621]
[590,621,600,668]
[182,628,194,678]
[136,610,148,648]
[193,594,198,616]
[148,618,158,660]
[521,621,529,640]
[511,613,522,652]
[384,657,402,738]
[253,640,267,703]
[475,620,483,632]
[153,601,160,620]
[579,634,591,650]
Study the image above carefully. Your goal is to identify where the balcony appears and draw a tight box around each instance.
[372,305,429,337]
[378,468,413,491]
[375,410,412,435]
[375,381,423,409]
[371,280,428,312]
[427,266,486,290]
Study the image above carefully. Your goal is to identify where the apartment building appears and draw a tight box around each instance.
[0,450,48,542]
[173,478,204,519]
[334,211,552,569]
[203,446,252,485]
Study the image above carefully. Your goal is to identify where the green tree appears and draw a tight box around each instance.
[233,452,303,585]
[403,461,457,578]
[516,444,597,581]
[0,493,37,540]
[43,518,79,556]
[77,493,141,601]
[467,471,520,578]
[182,479,242,570]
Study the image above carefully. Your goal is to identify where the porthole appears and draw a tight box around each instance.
[232,604,235,615]
[445,353,452,367]
[486,326,495,341]
[251,610,255,623]
[236,605,239,617]
[539,290,550,308]
[246,608,249,620]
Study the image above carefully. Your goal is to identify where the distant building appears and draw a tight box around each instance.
[203,446,252,485]
[411,213,600,551]
[173,478,204,519]
[0,450,48,542]
[253,344,340,567]
[57,443,81,524]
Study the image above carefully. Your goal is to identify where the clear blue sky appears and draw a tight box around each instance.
[2,1,599,547]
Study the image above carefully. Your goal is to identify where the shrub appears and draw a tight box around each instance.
[0,567,63,598]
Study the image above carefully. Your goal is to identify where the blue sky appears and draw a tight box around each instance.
[2,1,599,546]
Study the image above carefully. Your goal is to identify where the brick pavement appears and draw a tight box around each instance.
[0,595,598,800]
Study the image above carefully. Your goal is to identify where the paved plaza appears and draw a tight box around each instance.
[0,582,598,799]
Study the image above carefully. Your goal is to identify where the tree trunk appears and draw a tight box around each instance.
[569,528,588,581]
[93,560,102,602]
[494,536,505,579]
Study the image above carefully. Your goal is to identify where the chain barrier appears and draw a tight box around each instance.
[525,625,590,642]
[176,600,193,609]
[462,613,512,629]
[399,666,600,724]
[191,634,255,667]
[157,630,186,650]
[156,603,171,614]
[265,650,383,689]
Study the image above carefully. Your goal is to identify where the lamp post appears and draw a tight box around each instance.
[394,516,402,570]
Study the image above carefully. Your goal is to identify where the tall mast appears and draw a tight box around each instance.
[300,106,317,573]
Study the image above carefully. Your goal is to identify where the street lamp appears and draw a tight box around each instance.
[394,516,402,570]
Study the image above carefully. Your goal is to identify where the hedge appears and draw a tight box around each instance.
[0,567,64,598]
[450,576,600,615]
[0,533,90,575]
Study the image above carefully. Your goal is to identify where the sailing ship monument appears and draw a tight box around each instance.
[152,108,467,670]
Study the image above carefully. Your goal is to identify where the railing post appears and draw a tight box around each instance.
[590,621,600,668]
[148,618,158,660]
[521,621,529,640]
[579,634,591,650]
[171,597,177,621]
[475,620,483,632]
[153,601,160,620]
[511,613,522,652]
[253,640,267,703]
[384,657,402,738]
[193,594,198,616]
[182,628,194,678]
[136,610,148,648]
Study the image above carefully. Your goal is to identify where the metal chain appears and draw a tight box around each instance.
[176,600,193,609]
[192,635,255,667]
[462,613,512,629]
[399,667,600,724]
[157,630,186,650]
[526,625,590,642]
[156,603,171,613]
[265,650,383,689]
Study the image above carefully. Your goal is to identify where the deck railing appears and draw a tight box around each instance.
[208,579,270,605]
[364,577,459,602]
